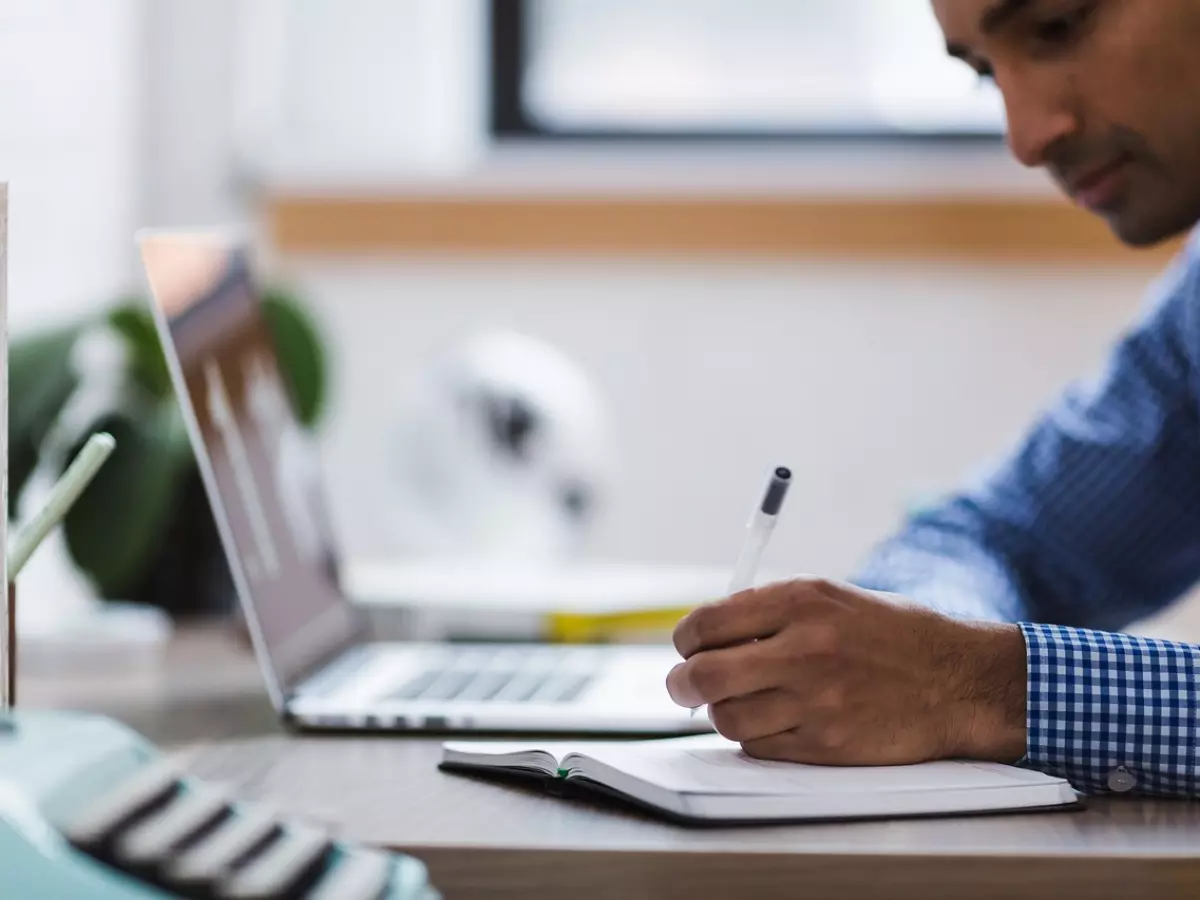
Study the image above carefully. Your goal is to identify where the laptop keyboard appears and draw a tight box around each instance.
[385,649,596,705]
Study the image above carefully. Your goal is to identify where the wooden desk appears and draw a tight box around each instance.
[22,621,279,746]
[22,624,1200,899]
[177,735,1200,900]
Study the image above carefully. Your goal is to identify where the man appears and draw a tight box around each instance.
[666,0,1200,798]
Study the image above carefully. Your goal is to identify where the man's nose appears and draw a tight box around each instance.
[999,72,1081,168]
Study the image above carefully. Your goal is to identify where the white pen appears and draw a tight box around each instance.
[692,466,792,717]
[727,466,792,595]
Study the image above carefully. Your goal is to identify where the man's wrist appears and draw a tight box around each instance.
[949,621,1028,762]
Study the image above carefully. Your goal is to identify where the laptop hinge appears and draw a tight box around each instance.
[288,643,375,702]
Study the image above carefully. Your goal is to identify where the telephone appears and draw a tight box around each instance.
[0,709,438,899]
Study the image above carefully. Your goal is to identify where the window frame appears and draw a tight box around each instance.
[489,0,1005,144]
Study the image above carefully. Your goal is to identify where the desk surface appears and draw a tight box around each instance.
[177,734,1200,900]
[23,621,279,745]
[25,624,1200,900]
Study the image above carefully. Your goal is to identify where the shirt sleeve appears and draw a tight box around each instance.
[1020,624,1199,797]
[850,236,1200,796]
[853,237,1200,631]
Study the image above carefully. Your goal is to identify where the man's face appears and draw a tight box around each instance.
[932,0,1200,246]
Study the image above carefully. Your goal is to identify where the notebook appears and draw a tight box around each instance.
[440,734,1081,826]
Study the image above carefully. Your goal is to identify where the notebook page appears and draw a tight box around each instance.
[572,734,1062,796]
[442,741,581,770]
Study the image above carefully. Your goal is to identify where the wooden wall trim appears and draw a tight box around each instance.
[265,194,1183,264]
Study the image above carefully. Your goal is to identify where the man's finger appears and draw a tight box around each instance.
[742,725,880,767]
[673,586,796,658]
[708,688,797,744]
[740,728,811,764]
[665,636,790,707]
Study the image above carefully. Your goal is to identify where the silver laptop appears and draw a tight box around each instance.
[138,229,709,735]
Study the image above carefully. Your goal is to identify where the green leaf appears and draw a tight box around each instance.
[105,290,327,426]
[62,405,193,599]
[8,325,84,514]
[25,285,327,601]
[262,288,327,428]
[108,300,174,400]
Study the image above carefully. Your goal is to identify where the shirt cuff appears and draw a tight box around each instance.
[1018,622,1200,797]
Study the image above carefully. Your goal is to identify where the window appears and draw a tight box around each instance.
[491,0,1004,140]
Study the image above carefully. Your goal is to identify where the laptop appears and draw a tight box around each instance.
[137,229,710,735]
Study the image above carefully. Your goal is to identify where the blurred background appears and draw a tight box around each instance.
[5,0,1197,648]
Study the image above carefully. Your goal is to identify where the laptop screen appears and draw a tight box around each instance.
[139,231,361,704]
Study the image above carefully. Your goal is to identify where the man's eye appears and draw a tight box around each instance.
[1033,2,1096,46]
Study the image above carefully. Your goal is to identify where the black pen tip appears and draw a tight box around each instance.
[761,467,792,515]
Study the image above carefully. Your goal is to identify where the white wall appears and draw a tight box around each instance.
[0,0,143,330]
[286,259,1143,558]
[283,254,1200,640]
[9,0,1195,641]
[140,0,488,221]
[140,0,246,228]
[0,0,485,310]
[229,0,487,186]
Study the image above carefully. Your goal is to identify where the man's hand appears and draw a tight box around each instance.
[666,578,1028,766]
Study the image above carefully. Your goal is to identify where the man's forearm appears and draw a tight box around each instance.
[855,531,1200,797]
[851,514,1033,625]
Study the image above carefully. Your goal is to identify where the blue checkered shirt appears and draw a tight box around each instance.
[852,231,1200,798]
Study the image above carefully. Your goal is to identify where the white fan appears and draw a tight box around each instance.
[388,330,613,563]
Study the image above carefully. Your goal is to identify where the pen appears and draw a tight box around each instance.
[692,466,792,717]
[727,466,792,595]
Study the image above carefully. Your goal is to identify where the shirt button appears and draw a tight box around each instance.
[1107,766,1137,793]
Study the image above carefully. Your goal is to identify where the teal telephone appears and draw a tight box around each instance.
[0,710,438,899]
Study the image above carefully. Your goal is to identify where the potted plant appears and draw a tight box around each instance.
[8,288,328,618]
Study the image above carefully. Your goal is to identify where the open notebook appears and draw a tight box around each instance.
[440,734,1080,825]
